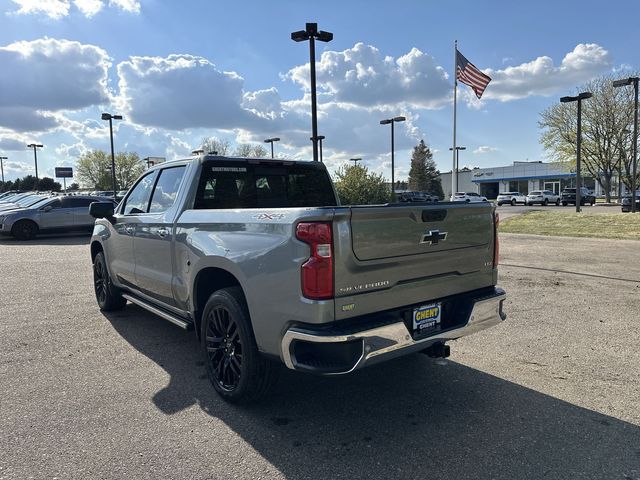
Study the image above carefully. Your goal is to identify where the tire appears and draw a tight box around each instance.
[556,199,560,206]
[543,199,548,206]
[562,202,567,206]
[11,220,38,240]
[497,202,503,206]
[201,287,278,404]
[93,251,127,311]
[511,199,516,206]
[465,199,470,203]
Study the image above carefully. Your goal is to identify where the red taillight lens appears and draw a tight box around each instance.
[493,212,500,268]
[296,222,333,300]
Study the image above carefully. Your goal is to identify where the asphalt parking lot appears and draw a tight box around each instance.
[1,233,639,480]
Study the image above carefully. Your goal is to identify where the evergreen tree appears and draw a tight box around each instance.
[408,140,444,199]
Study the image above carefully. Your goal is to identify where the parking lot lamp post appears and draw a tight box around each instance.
[101,113,123,197]
[264,137,281,159]
[27,144,43,183]
[0,156,6,183]
[380,116,406,195]
[560,92,592,213]
[449,146,466,192]
[310,135,326,163]
[350,157,362,166]
[292,23,333,162]
[613,77,639,213]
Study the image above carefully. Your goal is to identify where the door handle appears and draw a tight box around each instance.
[125,225,134,235]
[157,227,170,237]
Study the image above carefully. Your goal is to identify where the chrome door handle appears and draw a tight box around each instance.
[157,227,170,237]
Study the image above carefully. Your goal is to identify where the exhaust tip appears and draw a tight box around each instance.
[422,342,450,358]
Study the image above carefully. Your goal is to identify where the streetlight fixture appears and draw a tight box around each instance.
[26,144,43,183]
[613,76,639,213]
[264,137,281,159]
[0,156,6,183]
[349,157,362,166]
[311,135,326,163]
[560,92,592,212]
[448,146,466,193]
[291,22,333,162]
[380,116,406,194]
[101,113,123,197]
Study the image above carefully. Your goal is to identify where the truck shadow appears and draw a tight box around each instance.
[104,306,640,480]
[0,232,90,246]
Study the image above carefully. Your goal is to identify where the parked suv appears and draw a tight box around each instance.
[526,190,560,206]
[398,191,438,203]
[452,192,488,202]
[621,192,640,212]
[561,188,595,206]
[496,192,526,206]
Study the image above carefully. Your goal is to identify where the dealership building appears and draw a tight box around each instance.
[439,161,601,200]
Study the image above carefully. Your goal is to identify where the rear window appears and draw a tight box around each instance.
[194,161,337,209]
[530,191,542,195]
[563,188,576,193]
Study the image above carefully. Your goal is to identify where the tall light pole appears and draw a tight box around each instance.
[0,156,6,183]
[449,146,466,193]
[350,157,362,166]
[264,137,281,158]
[101,113,123,197]
[292,23,333,162]
[27,144,43,183]
[613,76,639,213]
[311,135,326,162]
[560,92,592,213]
[380,116,406,194]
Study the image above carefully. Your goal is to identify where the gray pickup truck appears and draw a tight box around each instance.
[89,154,506,403]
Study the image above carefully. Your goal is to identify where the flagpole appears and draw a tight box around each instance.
[452,39,458,199]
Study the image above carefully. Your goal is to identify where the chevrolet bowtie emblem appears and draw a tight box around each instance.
[421,230,447,245]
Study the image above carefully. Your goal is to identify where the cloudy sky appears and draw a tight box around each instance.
[0,0,638,183]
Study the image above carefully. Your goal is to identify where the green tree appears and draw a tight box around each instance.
[37,177,61,191]
[68,182,80,191]
[76,150,144,190]
[539,73,638,201]
[333,164,391,205]
[408,140,444,199]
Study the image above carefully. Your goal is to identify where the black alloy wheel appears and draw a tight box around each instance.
[511,198,516,206]
[11,220,38,240]
[93,251,127,311]
[205,305,243,392]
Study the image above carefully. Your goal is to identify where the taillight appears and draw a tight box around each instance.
[493,212,500,268]
[296,222,334,300]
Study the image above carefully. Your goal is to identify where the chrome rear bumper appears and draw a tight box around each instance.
[281,288,506,374]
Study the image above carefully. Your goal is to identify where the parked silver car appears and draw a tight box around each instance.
[0,196,109,240]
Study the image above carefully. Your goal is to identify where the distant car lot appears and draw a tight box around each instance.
[0,234,638,479]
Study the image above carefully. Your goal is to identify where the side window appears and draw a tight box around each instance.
[148,166,186,214]
[44,198,62,210]
[70,198,95,208]
[123,173,156,215]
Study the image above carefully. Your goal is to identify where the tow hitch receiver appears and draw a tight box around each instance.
[422,342,450,358]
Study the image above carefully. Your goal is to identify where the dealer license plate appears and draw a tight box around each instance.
[412,303,442,333]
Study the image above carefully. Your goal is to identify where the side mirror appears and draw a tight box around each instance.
[42,205,53,212]
[89,201,115,219]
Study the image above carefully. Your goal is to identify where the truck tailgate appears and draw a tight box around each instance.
[333,202,496,319]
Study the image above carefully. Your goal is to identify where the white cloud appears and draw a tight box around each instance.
[482,44,611,101]
[286,43,451,109]
[3,160,34,176]
[0,39,111,130]
[108,0,139,14]
[73,0,102,16]
[473,146,498,154]
[10,0,69,19]
[8,0,139,18]
[0,135,31,151]
[116,54,271,131]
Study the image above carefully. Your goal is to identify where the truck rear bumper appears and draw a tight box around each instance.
[281,287,506,374]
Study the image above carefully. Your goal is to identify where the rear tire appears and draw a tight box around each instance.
[511,199,516,206]
[543,199,549,206]
[201,287,278,404]
[93,251,127,311]
[556,199,560,206]
[562,202,567,206]
[11,220,38,240]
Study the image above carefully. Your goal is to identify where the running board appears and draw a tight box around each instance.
[122,294,192,330]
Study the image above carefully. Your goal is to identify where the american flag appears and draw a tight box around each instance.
[456,50,491,99]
